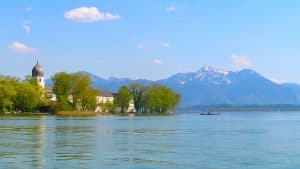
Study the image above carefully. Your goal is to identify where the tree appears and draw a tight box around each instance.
[128,83,148,113]
[114,86,132,113]
[14,81,43,112]
[143,84,180,114]
[0,75,44,113]
[71,73,99,111]
[0,76,18,113]
[98,102,117,113]
[52,72,73,110]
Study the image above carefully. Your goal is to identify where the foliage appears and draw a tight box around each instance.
[0,76,18,112]
[52,72,99,112]
[71,73,100,111]
[52,72,73,110]
[98,102,117,113]
[143,84,180,114]
[14,81,42,112]
[114,86,133,113]
[128,83,148,113]
[0,75,44,113]
[128,83,180,114]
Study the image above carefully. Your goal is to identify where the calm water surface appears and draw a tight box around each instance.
[0,112,300,169]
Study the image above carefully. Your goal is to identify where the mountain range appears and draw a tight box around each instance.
[46,66,300,106]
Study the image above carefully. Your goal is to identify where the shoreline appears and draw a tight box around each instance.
[56,111,113,116]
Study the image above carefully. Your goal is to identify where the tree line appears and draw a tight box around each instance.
[0,75,45,113]
[0,72,181,115]
[52,72,181,114]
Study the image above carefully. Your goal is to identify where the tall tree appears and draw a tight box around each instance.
[52,72,73,110]
[128,83,148,113]
[0,76,18,112]
[71,73,99,111]
[14,81,43,112]
[114,86,132,113]
[143,84,180,114]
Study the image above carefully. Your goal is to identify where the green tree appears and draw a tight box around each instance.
[143,84,180,114]
[14,81,43,112]
[128,83,148,113]
[0,75,47,113]
[0,76,18,113]
[98,102,117,113]
[52,72,73,110]
[71,73,99,111]
[114,86,132,113]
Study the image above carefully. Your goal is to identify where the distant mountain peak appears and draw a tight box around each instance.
[166,66,232,86]
[234,69,257,74]
[193,66,230,85]
[198,66,229,75]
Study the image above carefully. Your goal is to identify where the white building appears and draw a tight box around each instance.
[95,91,114,112]
[96,90,114,104]
[95,91,136,113]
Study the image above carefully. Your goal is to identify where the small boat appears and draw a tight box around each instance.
[200,112,220,116]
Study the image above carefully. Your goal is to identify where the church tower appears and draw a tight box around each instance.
[32,61,45,88]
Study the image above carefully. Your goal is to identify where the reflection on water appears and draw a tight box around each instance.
[0,113,300,169]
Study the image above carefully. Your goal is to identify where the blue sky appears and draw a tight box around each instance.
[1,0,300,83]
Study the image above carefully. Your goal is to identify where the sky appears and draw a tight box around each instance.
[1,0,300,83]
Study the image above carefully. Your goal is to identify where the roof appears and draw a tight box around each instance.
[98,90,114,97]
[32,62,45,77]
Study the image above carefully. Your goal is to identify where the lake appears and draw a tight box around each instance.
[0,112,300,169]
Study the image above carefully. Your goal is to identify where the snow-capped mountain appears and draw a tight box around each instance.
[164,66,231,86]
[159,67,300,105]
[46,66,300,106]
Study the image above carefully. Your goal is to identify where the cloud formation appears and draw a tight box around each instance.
[166,5,176,12]
[23,23,30,33]
[64,7,120,22]
[153,59,163,65]
[160,42,170,48]
[9,42,36,53]
[231,54,251,69]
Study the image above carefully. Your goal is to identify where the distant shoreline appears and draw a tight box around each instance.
[3,105,300,117]
[56,111,112,116]
[177,104,300,112]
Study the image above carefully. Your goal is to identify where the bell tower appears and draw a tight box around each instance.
[32,61,45,88]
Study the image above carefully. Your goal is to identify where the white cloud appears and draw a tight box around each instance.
[160,42,170,48]
[136,44,144,49]
[64,7,120,22]
[166,5,176,12]
[9,42,36,53]
[23,23,30,33]
[153,59,163,65]
[231,54,251,69]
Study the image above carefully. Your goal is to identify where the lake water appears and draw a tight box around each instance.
[0,112,300,169]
